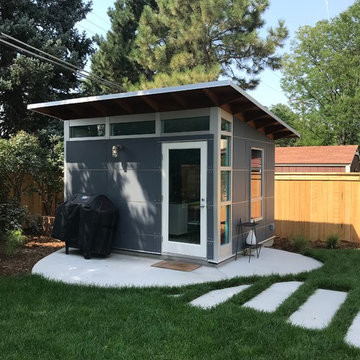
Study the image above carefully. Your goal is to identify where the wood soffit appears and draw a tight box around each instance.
[28,83,298,140]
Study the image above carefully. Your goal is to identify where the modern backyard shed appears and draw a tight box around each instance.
[28,81,298,264]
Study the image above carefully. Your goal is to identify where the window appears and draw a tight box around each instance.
[250,149,263,220]
[220,136,230,166]
[221,171,230,202]
[221,118,231,132]
[162,116,209,133]
[110,120,155,136]
[220,118,232,246]
[220,205,230,245]
[70,124,105,138]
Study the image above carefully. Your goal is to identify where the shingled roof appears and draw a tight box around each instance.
[275,145,359,165]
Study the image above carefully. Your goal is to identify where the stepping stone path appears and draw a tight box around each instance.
[345,311,360,348]
[190,285,250,309]
[189,282,359,348]
[288,289,347,330]
[243,281,303,312]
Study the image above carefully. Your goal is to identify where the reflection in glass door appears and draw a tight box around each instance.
[162,142,207,258]
[169,148,200,244]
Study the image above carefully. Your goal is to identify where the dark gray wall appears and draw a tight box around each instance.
[65,134,214,257]
[232,119,275,253]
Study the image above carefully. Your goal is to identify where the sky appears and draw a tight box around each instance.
[77,0,355,107]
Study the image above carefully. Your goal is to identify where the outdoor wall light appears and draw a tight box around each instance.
[112,144,123,158]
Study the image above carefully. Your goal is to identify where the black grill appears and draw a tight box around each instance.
[52,194,118,259]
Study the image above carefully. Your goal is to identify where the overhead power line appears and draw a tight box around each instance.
[78,23,97,36]
[84,18,108,33]
[0,32,122,92]
[92,12,112,27]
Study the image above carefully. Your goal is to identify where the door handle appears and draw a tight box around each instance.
[200,198,206,208]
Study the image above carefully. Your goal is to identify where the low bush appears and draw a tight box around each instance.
[291,234,309,254]
[326,234,339,249]
[2,229,26,257]
[0,202,26,233]
[23,213,43,235]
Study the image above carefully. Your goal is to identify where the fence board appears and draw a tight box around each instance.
[275,172,360,243]
[18,175,63,216]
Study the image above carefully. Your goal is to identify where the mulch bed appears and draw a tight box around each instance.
[0,236,64,276]
[272,237,359,252]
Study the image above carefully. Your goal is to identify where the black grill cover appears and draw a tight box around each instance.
[52,194,118,258]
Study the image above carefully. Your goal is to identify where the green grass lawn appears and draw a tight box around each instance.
[2,249,360,359]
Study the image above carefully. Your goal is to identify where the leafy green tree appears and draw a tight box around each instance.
[85,0,157,94]
[0,0,93,137]
[35,132,64,215]
[270,104,300,147]
[133,0,288,89]
[281,1,360,145]
[0,131,44,203]
[0,131,63,215]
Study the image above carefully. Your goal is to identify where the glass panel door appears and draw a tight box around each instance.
[169,148,200,244]
[162,142,207,258]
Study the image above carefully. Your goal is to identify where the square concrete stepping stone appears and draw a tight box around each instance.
[288,289,347,330]
[243,281,303,312]
[190,285,251,309]
[345,312,360,348]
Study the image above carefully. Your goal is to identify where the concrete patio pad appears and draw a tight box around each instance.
[345,311,360,348]
[32,247,322,288]
[243,281,303,313]
[288,289,347,330]
[190,285,251,309]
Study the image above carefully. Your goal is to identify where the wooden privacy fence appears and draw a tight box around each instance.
[18,175,63,216]
[275,172,360,243]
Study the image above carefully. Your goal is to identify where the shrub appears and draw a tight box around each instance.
[291,235,309,254]
[326,234,339,249]
[0,201,26,233]
[2,229,26,257]
[23,213,43,235]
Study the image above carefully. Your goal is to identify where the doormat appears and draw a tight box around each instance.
[151,260,201,272]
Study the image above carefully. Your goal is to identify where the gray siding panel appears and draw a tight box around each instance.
[107,168,162,203]
[65,134,214,258]
[67,140,107,169]
[107,138,161,170]
[232,116,275,253]
[67,168,108,195]
[232,170,247,203]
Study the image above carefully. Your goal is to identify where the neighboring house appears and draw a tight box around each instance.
[275,145,360,173]
[28,81,298,264]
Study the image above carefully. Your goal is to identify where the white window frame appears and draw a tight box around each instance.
[250,147,264,222]
[218,111,233,261]
[67,117,108,141]
[109,113,158,139]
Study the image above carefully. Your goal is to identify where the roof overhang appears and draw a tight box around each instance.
[27,80,299,140]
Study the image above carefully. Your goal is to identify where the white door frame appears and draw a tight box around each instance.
[161,141,207,258]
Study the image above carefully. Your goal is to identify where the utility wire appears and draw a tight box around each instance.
[78,23,98,36]
[84,18,108,33]
[0,38,120,91]
[0,32,122,91]
[92,12,112,27]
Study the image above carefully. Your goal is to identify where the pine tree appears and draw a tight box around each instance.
[0,0,93,137]
[89,0,287,91]
[85,0,157,94]
[133,0,288,89]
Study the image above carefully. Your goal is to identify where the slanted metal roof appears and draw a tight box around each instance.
[27,80,299,140]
